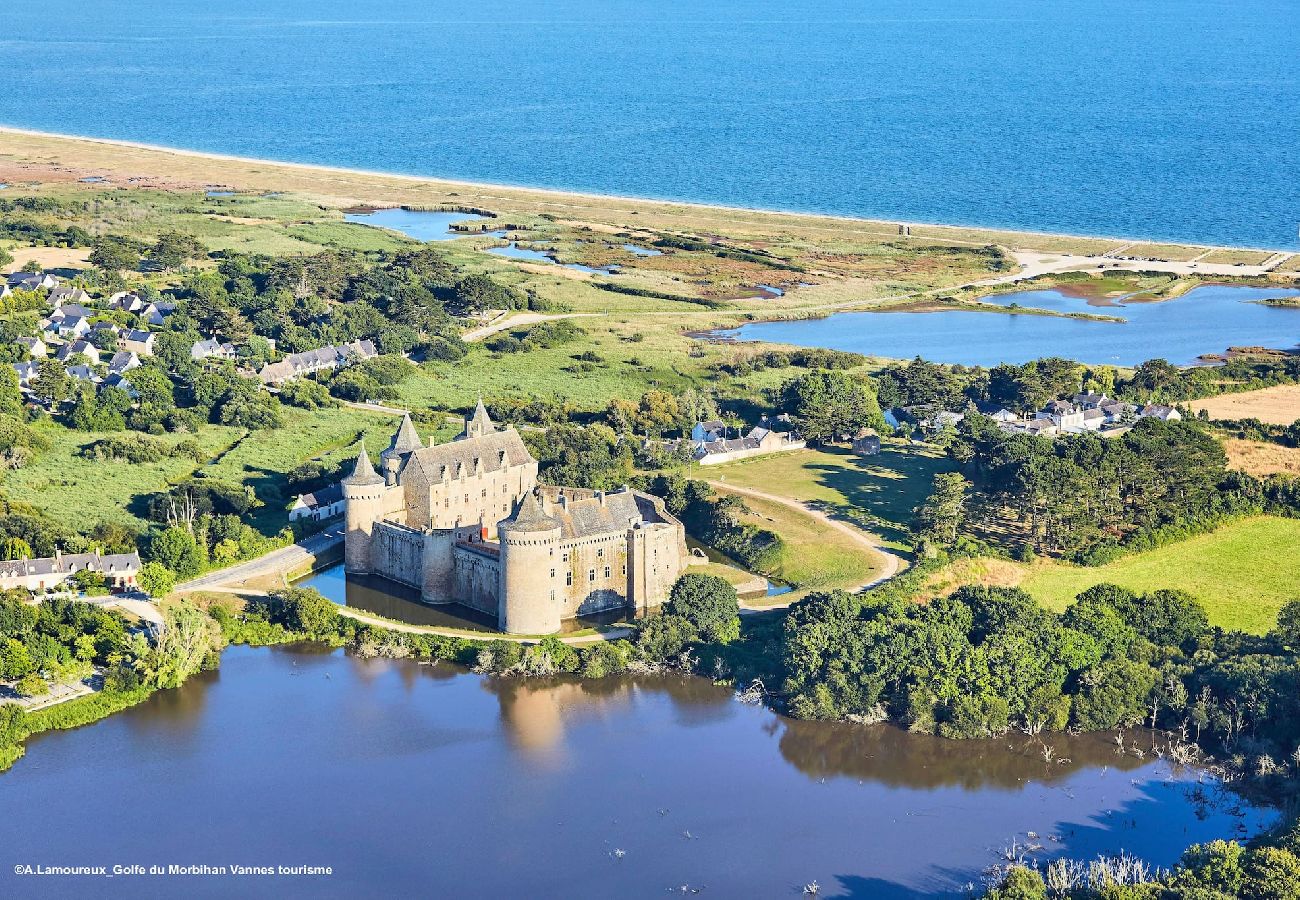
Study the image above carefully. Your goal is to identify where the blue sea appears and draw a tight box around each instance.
[1,0,1298,248]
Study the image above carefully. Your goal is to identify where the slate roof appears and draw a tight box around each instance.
[0,551,140,581]
[535,488,649,540]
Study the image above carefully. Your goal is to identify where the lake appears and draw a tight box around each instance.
[3,0,1298,249]
[716,285,1300,367]
[0,644,1273,899]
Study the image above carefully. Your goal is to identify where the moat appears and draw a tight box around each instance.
[0,643,1273,898]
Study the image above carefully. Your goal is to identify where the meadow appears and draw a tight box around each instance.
[1018,516,1300,634]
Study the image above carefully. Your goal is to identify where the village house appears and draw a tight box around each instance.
[103,372,139,399]
[54,339,100,365]
[993,393,1175,438]
[12,361,38,389]
[107,350,140,375]
[15,337,47,359]
[141,301,176,327]
[107,291,147,314]
[257,339,378,385]
[65,364,100,386]
[191,337,236,363]
[0,550,141,594]
[288,484,345,522]
[47,285,92,307]
[6,272,59,292]
[679,417,805,466]
[119,329,155,356]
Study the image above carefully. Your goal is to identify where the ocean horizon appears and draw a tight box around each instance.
[2,0,1298,248]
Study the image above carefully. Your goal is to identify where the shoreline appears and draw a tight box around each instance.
[0,124,1293,256]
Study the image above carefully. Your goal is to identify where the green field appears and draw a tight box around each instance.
[1020,516,1300,634]
[715,489,882,598]
[708,442,957,550]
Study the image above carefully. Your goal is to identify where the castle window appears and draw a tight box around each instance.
[562,552,569,563]
[597,548,604,558]
[566,572,572,586]
[604,566,611,578]
[549,568,555,578]
[622,564,627,575]
[481,489,487,498]
[588,569,595,583]
[444,499,449,509]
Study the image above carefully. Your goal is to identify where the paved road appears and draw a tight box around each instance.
[705,480,905,614]
[175,526,344,593]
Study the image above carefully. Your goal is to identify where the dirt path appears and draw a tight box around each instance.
[704,481,905,613]
[334,605,632,645]
[461,312,595,343]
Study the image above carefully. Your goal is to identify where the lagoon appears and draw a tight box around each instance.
[3,0,1298,249]
[0,643,1272,899]
[718,285,1300,367]
[343,207,498,241]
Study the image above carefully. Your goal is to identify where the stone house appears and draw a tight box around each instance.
[257,339,378,385]
[0,550,140,593]
[288,484,345,522]
[119,329,155,356]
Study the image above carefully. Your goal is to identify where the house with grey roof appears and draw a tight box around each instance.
[141,302,176,326]
[65,364,100,385]
[0,549,141,593]
[257,339,378,385]
[6,272,59,291]
[15,337,47,359]
[288,483,345,522]
[191,337,236,362]
[55,339,100,365]
[12,361,38,388]
[48,286,92,307]
[108,291,147,314]
[119,329,155,356]
[107,350,140,375]
[103,372,139,399]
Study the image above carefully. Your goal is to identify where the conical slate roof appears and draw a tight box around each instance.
[501,491,560,533]
[342,444,383,486]
[388,412,422,455]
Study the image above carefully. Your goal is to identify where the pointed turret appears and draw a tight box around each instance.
[388,412,422,455]
[343,444,383,486]
[463,397,495,439]
[501,490,560,533]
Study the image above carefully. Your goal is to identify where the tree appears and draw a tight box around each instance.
[136,601,222,688]
[14,673,47,698]
[151,232,204,270]
[635,614,697,662]
[666,573,740,644]
[1273,599,1300,649]
[0,365,22,419]
[913,472,969,549]
[268,587,338,637]
[137,562,176,598]
[146,527,205,579]
[0,638,34,679]
[447,274,518,317]
[986,866,1047,900]
[32,358,69,407]
[89,236,139,274]
[0,536,31,561]
[779,371,884,443]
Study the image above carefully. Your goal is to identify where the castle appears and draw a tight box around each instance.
[341,402,688,634]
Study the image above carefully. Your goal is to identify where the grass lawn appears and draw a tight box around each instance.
[714,488,881,599]
[707,441,956,550]
[1019,516,1300,634]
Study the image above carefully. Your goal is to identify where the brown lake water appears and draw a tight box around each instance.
[0,642,1274,899]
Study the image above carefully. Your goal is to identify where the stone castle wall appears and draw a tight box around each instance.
[452,543,502,617]
[371,520,425,590]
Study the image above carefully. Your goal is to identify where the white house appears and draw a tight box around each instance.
[0,550,140,593]
[15,337,47,359]
[287,484,345,522]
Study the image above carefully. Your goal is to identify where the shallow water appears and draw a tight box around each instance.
[0,644,1271,899]
[3,0,1298,248]
[342,207,496,241]
[718,285,1300,366]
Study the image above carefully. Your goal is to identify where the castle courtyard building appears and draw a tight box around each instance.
[343,403,688,634]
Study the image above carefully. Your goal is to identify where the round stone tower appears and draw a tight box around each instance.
[341,444,385,574]
[498,492,562,635]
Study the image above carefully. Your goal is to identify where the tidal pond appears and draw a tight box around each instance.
[717,285,1300,367]
[0,643,1272,899]
[343,207,500,241]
